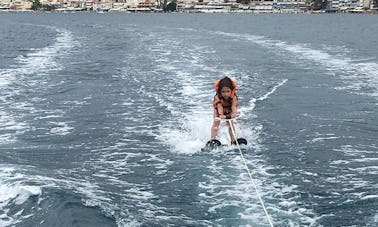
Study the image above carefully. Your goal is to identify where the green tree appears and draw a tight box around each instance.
[311,0,327,10]
[237,0,251,5]
[42,4,56,11]
[166,1,177,11]
[373,0,378,9]
[30,0,42,10]
[156,0,169,10]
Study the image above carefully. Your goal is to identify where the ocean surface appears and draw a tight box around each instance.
[0,12,377,226]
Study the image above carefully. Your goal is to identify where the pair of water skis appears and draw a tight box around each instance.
[204,138,247,151]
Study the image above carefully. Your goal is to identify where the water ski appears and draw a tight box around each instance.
[205,139,222,149]
[233,138,247,145]
[205,138,247,150]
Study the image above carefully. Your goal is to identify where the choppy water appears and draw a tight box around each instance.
[0,12,377,226]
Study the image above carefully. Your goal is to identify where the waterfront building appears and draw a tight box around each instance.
[176,0,195,12]
[110,0,128,11]
[125,0,156,11]
[0,0,376,12]
[0,0,32,10]
[0,0,10,10]
[93,0,113,11]
[328,0,371,11]
[250,1,274,13]
[123,0,139,9]
[84,0,94,10]
[362,0,372,8]
[276,0,307,13]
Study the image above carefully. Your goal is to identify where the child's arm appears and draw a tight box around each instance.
[230,96,238,118]
[213,95,226,119]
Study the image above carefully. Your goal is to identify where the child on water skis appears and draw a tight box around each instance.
[207,76,246,147]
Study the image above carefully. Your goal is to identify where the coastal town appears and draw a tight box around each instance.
[0,0,377,13]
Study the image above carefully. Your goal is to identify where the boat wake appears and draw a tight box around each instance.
[0,26,76,145]
[215,31,378,98]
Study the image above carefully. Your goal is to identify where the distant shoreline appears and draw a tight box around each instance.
[1,9,378,14]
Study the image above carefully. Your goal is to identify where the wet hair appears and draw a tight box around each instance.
[217,77,235,97]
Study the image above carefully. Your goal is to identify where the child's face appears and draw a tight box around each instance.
[221,87,232,98]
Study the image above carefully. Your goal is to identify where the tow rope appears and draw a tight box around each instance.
[227,118,274,227]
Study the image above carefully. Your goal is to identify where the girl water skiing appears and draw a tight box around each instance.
[208,76,245,147]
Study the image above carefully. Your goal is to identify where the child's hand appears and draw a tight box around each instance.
[231,113,238,118]
[219,114,226,119]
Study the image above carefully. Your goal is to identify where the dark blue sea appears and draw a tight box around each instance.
[0,12,377,226]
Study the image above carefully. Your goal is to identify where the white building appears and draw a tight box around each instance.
[330,0,364,10]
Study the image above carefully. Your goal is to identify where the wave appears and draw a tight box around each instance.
[239,79,288,114]
[0,166,42,226]
[0,26,76,144]
[0,26,77,224]
[137,30,318,226]
[12,27,74,77]
[84,26,326,226]
[216,31,378,98]
[0,163,123,227]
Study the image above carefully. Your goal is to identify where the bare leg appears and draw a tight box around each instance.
[211,120,220,139]
[211,108,220,139]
